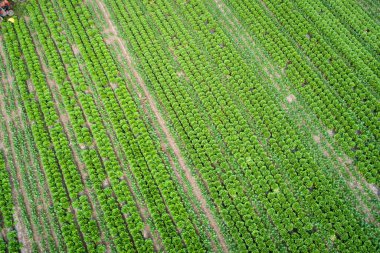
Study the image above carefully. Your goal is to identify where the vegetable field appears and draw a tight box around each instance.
[0,0,379,252]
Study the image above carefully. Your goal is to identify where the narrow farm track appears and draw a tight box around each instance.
[42,0,203,251]
[92,1,229,252]
[104,32,221,250]
[31,1,185,251]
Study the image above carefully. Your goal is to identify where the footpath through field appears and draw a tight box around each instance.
[92,0,229,251]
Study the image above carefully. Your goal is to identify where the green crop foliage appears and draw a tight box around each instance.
[0,0,378,252]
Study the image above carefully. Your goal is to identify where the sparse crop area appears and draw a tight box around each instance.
[0,0,379,252]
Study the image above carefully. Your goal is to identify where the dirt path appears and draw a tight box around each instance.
[135,82,220,251]
[92,1,229,252]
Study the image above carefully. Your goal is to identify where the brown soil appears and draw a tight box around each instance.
[60,112,70,125]
[327,129,335,137]
[313,135,321,144]
[368,184,379,197]
[324,140,379,225]
[322,150,330,157]
[110,83,119,90]
[14,209,30,253]
[286,94,296,103]
[71,44,80,55]
[105,36,117,45]
[92,1,229,251]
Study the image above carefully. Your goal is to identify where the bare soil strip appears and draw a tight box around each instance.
[88,2,191,251]
[92,1,229,252]
[70,34,148,252]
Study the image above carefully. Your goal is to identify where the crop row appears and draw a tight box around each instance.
[292,0,379,96]
[1,0,378,252]
[104,0,379,251]
[261,0,379,132]
[2,20,107,252]
[322,0,380,55]
[1,35,69,252]
[1,44,62,252]
[54,0,210,249]
[225,0,379,184]
[174,0,380,249]
[25,0,213,251]
[106,0,272,250]
[0,153,20,253]
[1,95,59,252]
[171,0,380,249]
